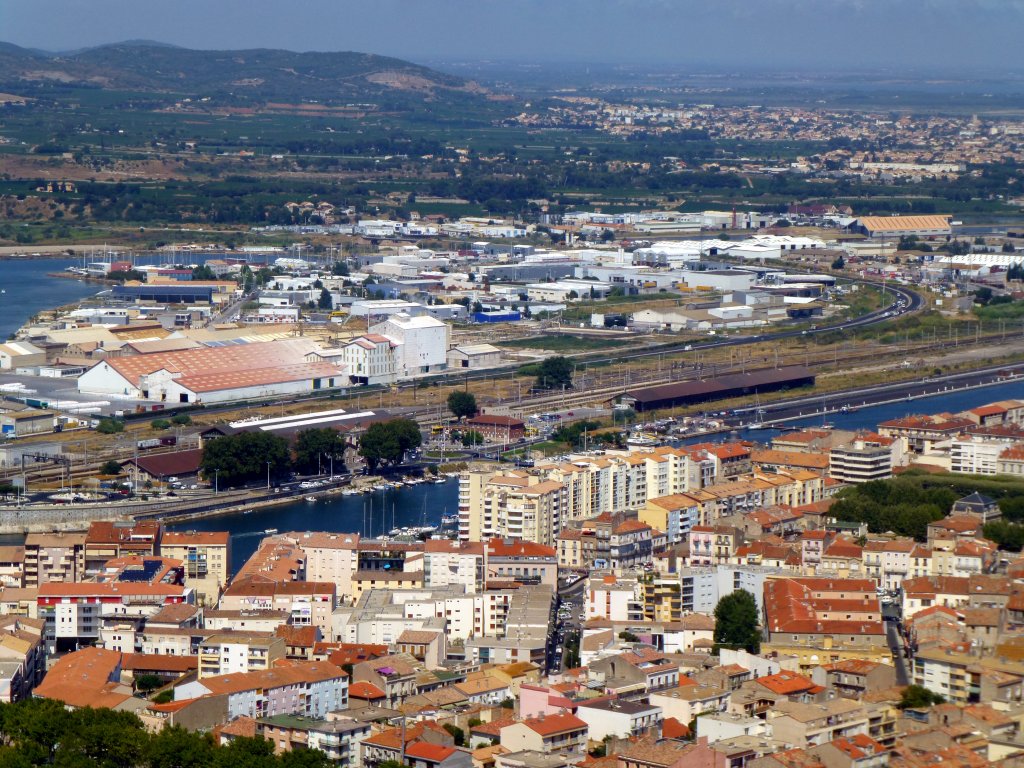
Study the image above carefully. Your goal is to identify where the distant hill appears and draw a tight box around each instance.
[0,41,483,104]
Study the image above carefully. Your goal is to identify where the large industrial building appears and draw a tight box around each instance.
[620,366,815,412]
[852,215,952,239]
[77,338,343,405]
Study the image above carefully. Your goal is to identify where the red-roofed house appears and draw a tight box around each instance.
[756,671,821,698]
[500,713,589,757]
[809,734,888,768]
[405,742,470,768]
[610,520,654,570]
[762,578,889,670]
[485,539,558,586]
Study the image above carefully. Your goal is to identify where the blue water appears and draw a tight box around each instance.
[713,378,1024,445]
[180,380,1024,575]
[0,258,102,339]
[169,479,460,574]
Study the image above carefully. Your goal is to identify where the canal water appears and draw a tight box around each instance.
[169,479,461,574]
[174,379,1024,575]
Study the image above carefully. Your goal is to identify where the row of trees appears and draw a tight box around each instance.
[357,419,422,472]
[200,428,348,487]
[829,479,957,541]
[0,698,329,768]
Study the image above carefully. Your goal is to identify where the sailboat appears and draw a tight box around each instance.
[747,392,767,429]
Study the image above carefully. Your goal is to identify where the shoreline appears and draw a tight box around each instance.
[46,271,118,285]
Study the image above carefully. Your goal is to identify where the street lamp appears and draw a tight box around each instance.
[214,469,219,495]
[266,461,271,491]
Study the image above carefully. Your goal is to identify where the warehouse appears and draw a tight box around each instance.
[77,338,343,405]
[619,366,815,412]
[113,284,215,304]
[852,215,952,239]
[201,408,388,445]
[0,341,46,370]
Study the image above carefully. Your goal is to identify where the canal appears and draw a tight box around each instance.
[170,378,1024,575]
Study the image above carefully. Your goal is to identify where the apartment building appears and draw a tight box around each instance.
[175,660,348,721]
[762,577,889,670]
[485,539,558,586]
[37,557,191,653]
[422,540,485,593]
[258,715,371,767]
[829,437,896,483]
[767,698,869,748]
[23,532,86,587]
[219,577,336,636]
[499,714,589,757]
[640,494,706,544]
[290,532,360,603]
[587,574,643,622]
[0,616,46,702]
[160,531,230,606]
[460,447,707,545]
[913,648,1024,706]
[197,631,286,678]
[688,526,743,566]
[84,521,161,575]
[576,699,663,740]
[951,433,1018,475]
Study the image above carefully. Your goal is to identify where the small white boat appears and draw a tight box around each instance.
[305,496,316,503]
[264,528,278,535]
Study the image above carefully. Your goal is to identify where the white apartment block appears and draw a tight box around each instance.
[370,313,449,378]
[459,448,706,546]
[951,434,1017,475]
[338,336,398,386]
[291,532,361,603]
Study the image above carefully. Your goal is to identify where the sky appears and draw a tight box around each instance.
[1,0,1022,73]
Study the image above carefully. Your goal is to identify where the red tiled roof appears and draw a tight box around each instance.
[520,713,587,736]
[661,717,691,740]
[485,539,556,558]
[405,743,457,763]
[756,671,818,695]
[349,681,386,699]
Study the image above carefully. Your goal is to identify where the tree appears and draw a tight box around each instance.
[191,264,216,280]
[898,684,945,709]
[983,520,1024,551]
[95,418,124,434]
[331,260,350,276]
[447,391,478,420]
[831,254,845,270]
[151,418,171,431]
[171,413,192,426]
[461,430,484,447]
[134,673,162,693]
[443,724,465,747]
[535,356,573,390]
[100,460,122,476]
[714,589,760,653]
[293,428,348,476]
[358,418,422,472]
[145,725,214,768]
[317,288,333,310]
[200,432,291,487]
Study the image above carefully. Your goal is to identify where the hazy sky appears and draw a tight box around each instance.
[2,0,1022,72]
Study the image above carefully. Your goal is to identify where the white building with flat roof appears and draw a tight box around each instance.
[370,313,449,378]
